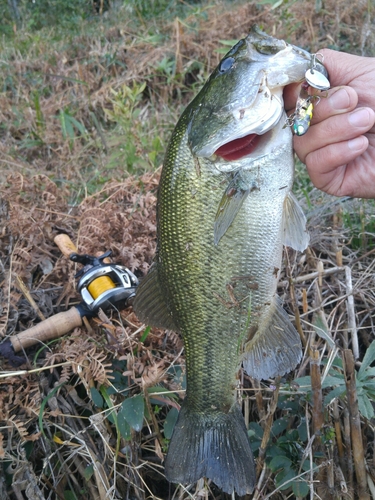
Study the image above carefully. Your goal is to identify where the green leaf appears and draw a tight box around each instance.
[324,385,346,406]
[360,367,375,379]
[293,376,312,391]
[59,109,68,139]
[269,455,292,473]
[84,464,94,481]
[147,386,168,394]
[64,491,77,500]
[100,385,118,429]
[248,422,264,440]
[90,387,104,408]
[357,393,375,420]
[68,115,87,136]
[164,407,179,439]
[250,439,262,453]
[120,395,144,431]
[358,341,375,378]
[275,468,296,490]
[292,479,310,497]
[312,313,335,348]
[64,114,75,140]
[266,444,285,460]
[39,383,65,437]
[117,407,131,440]
[140,325,151,343]
[301,459,317,472]
[218,39,240,46]
[271,417,288,437]
[321,375,345,388]
[297,418,308,442]
[271,0,284,9]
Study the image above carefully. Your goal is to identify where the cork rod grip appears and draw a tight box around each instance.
[54,234,78,257]
[10,307,83,352]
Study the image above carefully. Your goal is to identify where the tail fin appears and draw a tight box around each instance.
[164,403,255,496]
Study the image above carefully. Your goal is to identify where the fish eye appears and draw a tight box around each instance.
[218,57,235,74]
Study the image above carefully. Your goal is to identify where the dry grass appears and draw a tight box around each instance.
[1,0,375,499]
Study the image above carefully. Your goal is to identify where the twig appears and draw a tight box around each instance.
[262,462,327,500]
[332,399,345,473]
[345,266,359,359]
[16,275,46,321]
[289,278,307,347]
[0,361,73,379]
[278,265,345,287]
[252,462,267,500]
[367,474,375,499]
[343,406,354,491]
[310,347,324,440]
[343,349,370,499]
[252,378,266,424]
[255,379,280,477]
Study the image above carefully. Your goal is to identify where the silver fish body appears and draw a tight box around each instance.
[134,26,311,496]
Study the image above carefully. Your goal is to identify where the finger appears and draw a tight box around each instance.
[309,86,358,124]
[316,48,365,88]
[305,136,368,185]
[284,84,357,117]
[304,136,369,197]
[294,107,375,163]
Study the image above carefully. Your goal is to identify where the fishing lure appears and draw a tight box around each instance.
[285,54,330,136]
[292,81,317,136]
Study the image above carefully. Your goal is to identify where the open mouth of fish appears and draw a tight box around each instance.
[194,85,286,161]
[214,133,261,161]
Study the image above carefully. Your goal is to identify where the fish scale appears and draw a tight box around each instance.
[134,26,312,496]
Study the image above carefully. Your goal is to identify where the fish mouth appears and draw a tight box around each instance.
[214,133,261,161]
[194,88,284,159]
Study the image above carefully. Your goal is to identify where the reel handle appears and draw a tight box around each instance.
[54,234,112,264]
[10,307,83,352]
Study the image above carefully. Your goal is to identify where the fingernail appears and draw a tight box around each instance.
[330,88,350,110]
[348,136,366,151]
[348,108,372,127]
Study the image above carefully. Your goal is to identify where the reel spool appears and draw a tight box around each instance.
[70,251,139,312]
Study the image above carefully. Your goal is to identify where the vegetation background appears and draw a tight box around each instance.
[0,0,375,499]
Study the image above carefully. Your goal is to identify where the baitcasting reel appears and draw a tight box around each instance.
[71,250,139,312]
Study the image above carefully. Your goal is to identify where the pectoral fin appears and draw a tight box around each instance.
[133,263,179,331]
[214,173,250,245]
[282,192,309,251]
[242,296,302,380]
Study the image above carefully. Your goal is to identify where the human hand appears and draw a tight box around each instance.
[284,49,375,198]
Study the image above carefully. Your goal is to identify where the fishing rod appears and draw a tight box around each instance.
[0,234,138,365]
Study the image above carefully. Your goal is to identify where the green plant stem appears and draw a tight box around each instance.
[143,388,165,448]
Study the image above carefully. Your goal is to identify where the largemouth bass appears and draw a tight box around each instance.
[134,26,312,496]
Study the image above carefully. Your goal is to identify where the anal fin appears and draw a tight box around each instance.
[242,296,302,380]
[282,192,309,251]
[133,263,178,331]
